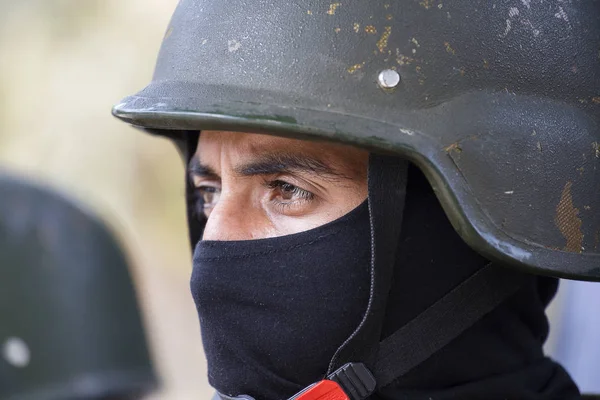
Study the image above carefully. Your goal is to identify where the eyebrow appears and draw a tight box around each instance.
[188,153,349,181]
[236,153,349,180]
[188,158,218,178]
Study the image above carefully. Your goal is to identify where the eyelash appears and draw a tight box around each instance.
[266,180,314,201]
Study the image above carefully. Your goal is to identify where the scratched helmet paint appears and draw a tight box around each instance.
[113,0,600,281]
[0,173,157,399]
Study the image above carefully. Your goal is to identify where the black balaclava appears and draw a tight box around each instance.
[191,201,371,399]
[186,138,581,400]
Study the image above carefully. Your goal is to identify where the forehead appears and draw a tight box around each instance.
[196,131,368,165]
[197,131,312,155]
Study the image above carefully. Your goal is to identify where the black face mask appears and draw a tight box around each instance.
[190,201,371,400]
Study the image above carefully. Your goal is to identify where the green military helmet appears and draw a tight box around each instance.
[0,172,157,400]
[113,0,600,280]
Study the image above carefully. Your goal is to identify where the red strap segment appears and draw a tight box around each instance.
[295,380,350,400]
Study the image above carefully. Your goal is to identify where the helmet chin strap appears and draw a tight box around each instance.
[372,262,526,389]
[324,154,527,394]
[326,154,410,374]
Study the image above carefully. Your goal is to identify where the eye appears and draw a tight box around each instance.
[267,180,314,204]
[196,185,221,217]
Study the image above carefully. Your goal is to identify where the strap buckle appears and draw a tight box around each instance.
[289,363,376,400]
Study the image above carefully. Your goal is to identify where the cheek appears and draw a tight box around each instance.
[267,193,366,236]
[268,217,326,236]
[203,187,281,240]
[311,185,367,224]
[204,195,320,239]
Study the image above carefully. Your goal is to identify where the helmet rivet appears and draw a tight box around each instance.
[3,337,30,368]
[377,69,401,89]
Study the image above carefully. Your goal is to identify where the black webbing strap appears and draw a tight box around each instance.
[373,262,526,389]
[326,155,409,373]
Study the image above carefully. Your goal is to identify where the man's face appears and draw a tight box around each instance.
[189,131,369,240]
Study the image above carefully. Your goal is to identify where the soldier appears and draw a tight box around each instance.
[0,173,157,399]
[112,1,600,399]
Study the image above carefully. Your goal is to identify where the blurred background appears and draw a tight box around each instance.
[0,1,597,398]
[0,0,211,398]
